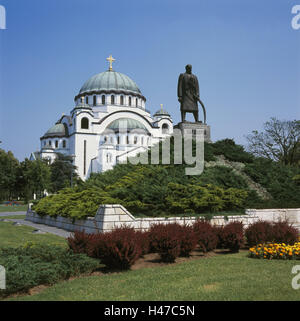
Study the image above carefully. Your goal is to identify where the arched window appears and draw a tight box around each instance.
[102,95,106,105]
[162,123,169,134]
[55,140,58,148]
[104,136,107,143]
[62,140,66,148]
[85,96,89,104]
[126,135,129,144]
[110,136,113,144]
[111,95,115,105]
[117,136,120,144]
[128,97,132,106]
[44,141,46,146]
[93,95,97,106]
[120,95,124,105]
[81,117,89,129]
[134,136,138,144]
[136,98,138,107]
[48,141,51,147]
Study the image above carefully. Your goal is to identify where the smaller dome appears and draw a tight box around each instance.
[106,118,149,133]
[42,123,68,138]
[154,109,170,117]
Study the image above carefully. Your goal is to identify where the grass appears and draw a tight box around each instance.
[0,215,26,219]
[6,251,300,301]
[0,204,28,212]
[0,221,66,248]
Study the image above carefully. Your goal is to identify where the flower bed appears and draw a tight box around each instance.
[249,242,300,260]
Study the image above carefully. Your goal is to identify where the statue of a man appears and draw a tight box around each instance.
[177,64,206,123]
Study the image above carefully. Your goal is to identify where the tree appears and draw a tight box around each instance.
[0,149,19,201]
[246,118,300,166]
[50,153,79,193]
[19,158,51,201]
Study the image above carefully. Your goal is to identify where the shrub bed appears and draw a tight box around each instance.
[245,221,299,246]
[193,220,218,253]
[68,228,143,270]
[0,242,99,297]
[219,221,244,252]
[249,242,300,260]
[148,223,182,263]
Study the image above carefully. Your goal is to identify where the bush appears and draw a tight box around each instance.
[271,221,299,245]
[193,220,218,253]
[245,221,274,247]
[88,227,142,270]
[135,230,150,256]
[148,223,181,263]
[0,244,99,297]
[178,225,198,257]
[220,221,244,252]
[245,220,299,246]
[67,230,94,255]
[213,225,225,249]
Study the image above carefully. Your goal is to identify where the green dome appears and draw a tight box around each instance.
[107,118,148,132]
[154,109,170,117]
[79,71,141,96]
[42,123,68,138]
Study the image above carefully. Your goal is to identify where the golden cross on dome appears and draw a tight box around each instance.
[160,104,163,112]
[106,55,115,71]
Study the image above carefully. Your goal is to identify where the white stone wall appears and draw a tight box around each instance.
[26,204,300,234]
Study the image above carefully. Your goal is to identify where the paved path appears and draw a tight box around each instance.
[0,213,71,238]
[0,211,26,217]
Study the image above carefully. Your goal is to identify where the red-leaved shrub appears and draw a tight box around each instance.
[178,225,198,257]
[245,221,274,246]
[193,220,218,253]
[271,221,299,245]
[213,226,225,249]
[148,223,182,262]
[67,230,94,255]
[245,220,299,246]
[135,230,150,256]
[220,221,244,252]
[89,227,142,270]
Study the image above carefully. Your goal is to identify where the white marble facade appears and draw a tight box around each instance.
[30,57,173,180]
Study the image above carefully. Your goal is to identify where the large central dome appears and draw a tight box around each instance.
[79,71,141,96]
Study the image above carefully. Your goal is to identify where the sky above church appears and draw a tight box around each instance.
[0,0,299,160]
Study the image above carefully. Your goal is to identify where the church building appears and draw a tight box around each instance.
[30,56,173,180]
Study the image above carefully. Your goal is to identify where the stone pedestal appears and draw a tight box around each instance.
[174,122,211,142]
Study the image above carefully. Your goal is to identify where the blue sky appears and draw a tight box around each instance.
[0,0,299,160]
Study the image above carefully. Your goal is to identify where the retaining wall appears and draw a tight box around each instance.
[26,205,300,234]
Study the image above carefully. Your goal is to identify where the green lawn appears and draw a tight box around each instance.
[7,251,300,301]
[0,215,26,219]
[0,204,28,212]
[0,221,66,248]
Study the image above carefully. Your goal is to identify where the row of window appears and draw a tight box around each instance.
[103,135,150,145]
[83,95,141,107]
[43,140,67,148]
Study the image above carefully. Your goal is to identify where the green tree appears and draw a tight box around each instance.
[246,118,300,166]
[0,149,19,201]
[50,153,79,193]
[20,158,51,201]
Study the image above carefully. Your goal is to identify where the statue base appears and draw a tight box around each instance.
[174,122,211,143]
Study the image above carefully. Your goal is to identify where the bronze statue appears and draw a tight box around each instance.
[177,64,206,124]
